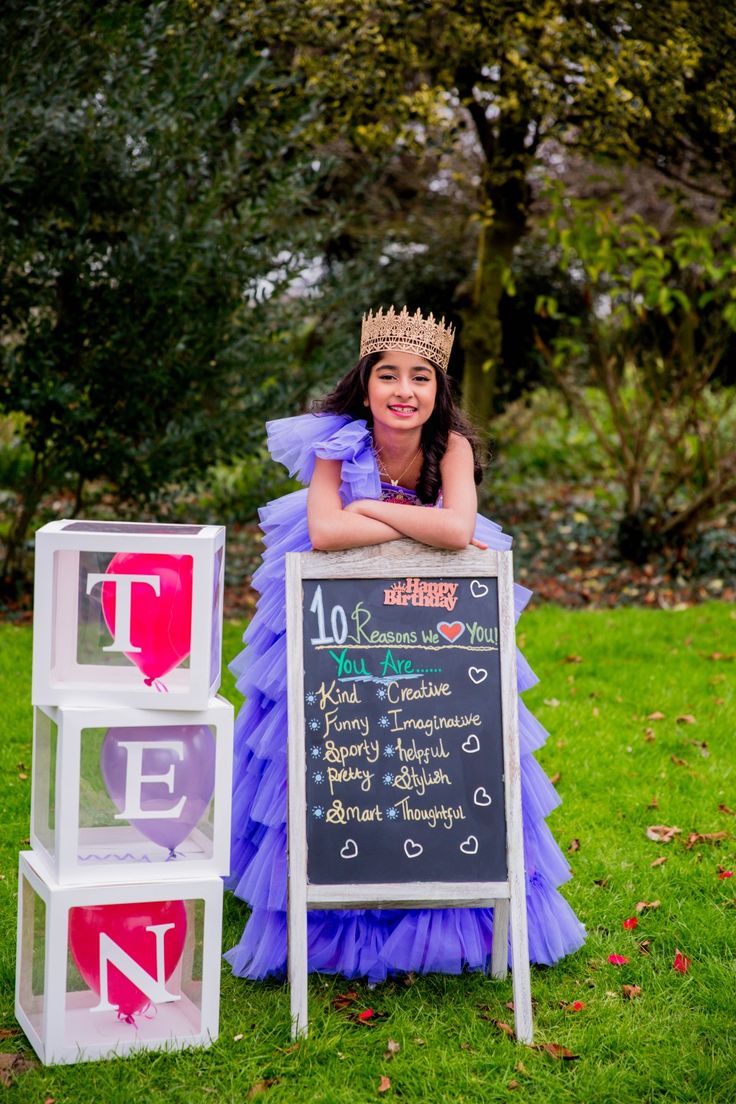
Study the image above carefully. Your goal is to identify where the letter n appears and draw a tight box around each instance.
[90,923,181,1013]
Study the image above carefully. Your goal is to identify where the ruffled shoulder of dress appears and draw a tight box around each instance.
[266,413,380,499]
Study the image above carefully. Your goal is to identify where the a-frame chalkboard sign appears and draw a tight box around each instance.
[286,541,533,1042]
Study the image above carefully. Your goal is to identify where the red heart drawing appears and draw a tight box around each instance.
[437,621,465,642]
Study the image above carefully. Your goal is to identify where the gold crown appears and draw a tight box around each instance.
[360,306,455,372]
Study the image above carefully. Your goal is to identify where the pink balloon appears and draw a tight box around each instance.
[101,553,193,684]
[68,900,187,1020]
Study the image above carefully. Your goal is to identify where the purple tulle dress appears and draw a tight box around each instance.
[224,413,586,981]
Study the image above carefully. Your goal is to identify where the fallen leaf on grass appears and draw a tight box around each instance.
[646,825,682,843]
[505,1000,516,1012]
[676,714,696,725]
[608,954,630,965]
[0,1030,21,1039]
[549,771,561,786]
[650,856,668,867]
[671,756,688,767]
[684,831,728,850]
[594,876,610,887]
[247,1080,280,1099]
[565,654,583,664]
[378,1074,391,1094]
[622,917,638,930]
[643,728,656,741]
[647,711,666,721]
[544,698,561,708]
[559,1000,586,1011]
[515,1061,527,1073]
[383,1039,400,1060]
[638,939,653,956]
[332,989,359,1010]
[568,838,580,853]
[530,1042,579,1060]
[718,804,735,816]
[635,900,661,913]
[0,1053,37,1087]
[673,949,691,974]
[507,1078,521,1090]
[622,984,642,1000]
[647,796,659,808]
[707,652,735,661]
[493,1020,515,1038]
[718,869,734,879]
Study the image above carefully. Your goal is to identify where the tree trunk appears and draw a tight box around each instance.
[459,215,524,433]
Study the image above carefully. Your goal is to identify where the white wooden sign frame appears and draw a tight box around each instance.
[286,541,533,1043]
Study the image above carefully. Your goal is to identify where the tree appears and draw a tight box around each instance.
[0,0,316,578]
[215,0,736,426]
[535,191,736,560]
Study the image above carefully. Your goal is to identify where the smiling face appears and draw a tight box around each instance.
[365,350,438,435]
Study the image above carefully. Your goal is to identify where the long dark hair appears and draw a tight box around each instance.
[314,353,484,504]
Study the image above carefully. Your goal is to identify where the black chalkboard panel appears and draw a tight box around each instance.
[301,575,507,885]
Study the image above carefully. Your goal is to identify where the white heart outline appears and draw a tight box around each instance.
[473,787,492,806]
[470,580,489,598]
[468,667,488,684]
[403,838,423,859]
[459,835,479,855]
[436,620,465,642]
[340,838,358,859]
[461,733,481,754]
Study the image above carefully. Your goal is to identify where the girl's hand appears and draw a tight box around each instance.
[470,537,488,550]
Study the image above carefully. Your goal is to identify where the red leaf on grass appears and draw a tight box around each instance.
[608,954,630,965]
[673,949,691,974]
[622,984,642,1000]
[358,1008,375,1021]
[622,917,638,930]
[378,1074,391,1094]
[718,870,734,879]
[559,999,586,1011]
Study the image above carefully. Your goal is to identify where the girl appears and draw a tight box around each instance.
[225,306,585,981]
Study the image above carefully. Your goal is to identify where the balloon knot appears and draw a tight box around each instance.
[118,1012,137,1026]
[166,848,180,862]
[143,677,169,693]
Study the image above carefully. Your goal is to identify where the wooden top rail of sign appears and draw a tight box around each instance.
[286,540,532,1043]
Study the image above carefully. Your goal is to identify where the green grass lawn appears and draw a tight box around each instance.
[1,605,734,1103]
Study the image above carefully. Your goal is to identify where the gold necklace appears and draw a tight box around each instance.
[375,444,422,487]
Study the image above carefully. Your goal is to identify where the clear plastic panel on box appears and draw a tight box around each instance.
[77,725,215,867]
[17,875,46,1034]
[209,547,224,687]
[64,897,204,1033]
[32,711,57,859]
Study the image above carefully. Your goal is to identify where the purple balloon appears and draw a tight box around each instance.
[100,724,216,852]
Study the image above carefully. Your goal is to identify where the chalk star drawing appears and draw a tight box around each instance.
[312,771,324,784]
[382,773,394,785]
[375,686,388,700]
[378,716,391,728]
[310,746,321,758]
[385,807,398,820]
[308,719,321,731]
[383,744,396,757]
[312,806,325,819]
[305,691,317,705]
